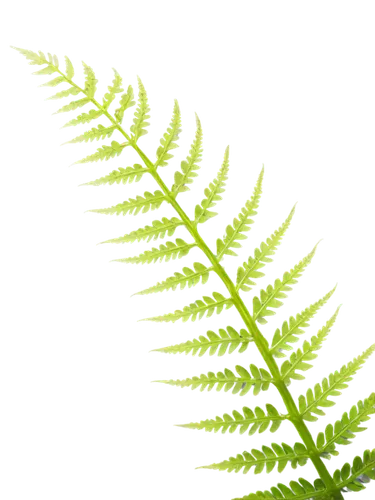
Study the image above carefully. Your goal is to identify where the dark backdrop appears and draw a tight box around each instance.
[0,37,372,499]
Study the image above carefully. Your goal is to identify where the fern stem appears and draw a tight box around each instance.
[133,152,342,497]
[56,67,343,497]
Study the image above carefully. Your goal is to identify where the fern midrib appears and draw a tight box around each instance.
[56,67,342,496]
[132,160,340,495]
[281,345,317,381]
[198,413,287,430]
[205,450,310,470]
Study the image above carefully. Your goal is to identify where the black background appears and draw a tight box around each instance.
[0,37,372,500]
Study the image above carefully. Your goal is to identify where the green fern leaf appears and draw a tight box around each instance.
[172,114,203,193]
[16,49,375,500]
[62,109,103,128]
[47,87,81,101]
[333,449,375,493]
[8,44,77,94]
[178,404,285,435]
[63,124,116,144]
[88,190,166,216]
[234,476,329,500]
[130,77,150,141]
[114,85,135,123]
[102,69,123,110]
[270,286,336,358]
[34,75,66,89]
[156,363,272,396]
[82,62,97,98]
[8,43,61,69]
[34,75,66,88]
[80,164,148,187]
[216,168,263,259]
[194,147,230,224]
[8,44,74,95]
[199,442,309,475]
[74,140,127,164]
[155,100,181,168]
[65,56,74,79]
[153,326,252,357]
[30,66,61,78]
[143,292,233,323]
[298,344,375,421]
[253,244,318,324]
[113,239,196,264]
[99,217,184,244]
[55,97,91,114]
[280,308,340,384]
[316,393,375,458]
[236,206,295,292]
[134,262,212,295]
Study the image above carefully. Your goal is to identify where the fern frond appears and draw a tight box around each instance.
[156,363,272,396]
[8,43,61,69]
[64,124,116,144]
[47,87,81,100]
[155,100,181,168]
[172,114,203,194]
[316,393,375,457]
[15,48,375,500]
[270,286,336,358]
[80,164,148,186]
[82,62,97,98]
[88,190,166,216]
[253,244,318,325]
[114,239,196,264]
[153,326,253,357]
[130,77,150,141]
[298,344,375,421]
[194,147,229,224]
[143,292,233,323]
[62,109,103,128]
[199,442,309,475]
[216,168,263,259]
[134,262,211,295]
[236,206,295,292]
[55,97,91,114]
[178,404,285,435]
[34,74,66,88]
[34,75,66,89]
[280,308,340,384]
[333,449,375,493]
[114,85,135,123]
[234,477,329,500]
[102,69,123,110]
[8,43,76,95]
[99,217,184,244]
[73,140,127,164]
[30,66,61,79]
[65,56,74,79]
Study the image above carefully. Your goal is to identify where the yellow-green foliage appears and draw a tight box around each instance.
[14,46,375,500]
